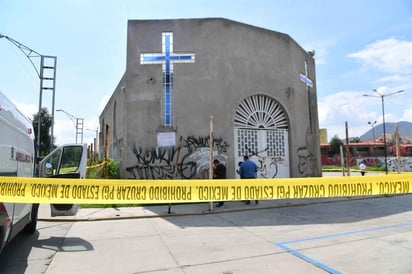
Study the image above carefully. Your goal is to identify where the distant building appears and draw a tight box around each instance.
[320,142,412,166]
[319,128,328,144]
[99,18,321,179]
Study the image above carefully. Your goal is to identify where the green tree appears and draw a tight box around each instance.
[329,135,343,156]
[33,108,54,157]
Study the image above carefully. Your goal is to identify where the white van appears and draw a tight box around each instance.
[0,91,86,253]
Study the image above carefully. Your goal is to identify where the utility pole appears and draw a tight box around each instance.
[0,33,57,159]
[364,89,405,174]
[56,109,84,143]
[345,121,350,176]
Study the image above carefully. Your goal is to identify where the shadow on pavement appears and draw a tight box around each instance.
[0,231,39,274]
[34,236,94,252]
[0,230,93,274]
[150,195,412,228]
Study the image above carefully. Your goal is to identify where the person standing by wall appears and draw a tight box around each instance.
[237,161,244,178]
[213,159,226,207]
[239,155,258,204]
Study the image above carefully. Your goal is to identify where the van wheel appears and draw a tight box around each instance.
[24,204,39,234]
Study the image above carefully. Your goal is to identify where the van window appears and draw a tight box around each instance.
[41,145,84,176]
[60,146,83,173]
[44,150,62,176]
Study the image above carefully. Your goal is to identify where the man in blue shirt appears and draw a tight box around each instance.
[239,155,258,205]
[239,155,258,179]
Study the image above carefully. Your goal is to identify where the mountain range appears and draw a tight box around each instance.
[359,121,412,141]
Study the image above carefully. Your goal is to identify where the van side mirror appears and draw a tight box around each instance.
[45,162,53,175]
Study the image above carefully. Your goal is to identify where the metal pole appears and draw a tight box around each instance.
[50,57,57,151]
[168,136,183,214]
[209,115,214,211]
[104,124,110,179]
[345,121,350,176]
[363,89,405,175]
[80,119,84,143]
[372,122,376,157]
[36,56,44,159]
[95,128,99,154]
[368,121,376,157]
[1,35,57,160]
[381,96,388,174]
[340,145,345,176]
[75,118,79,144]
[395,123,400,174]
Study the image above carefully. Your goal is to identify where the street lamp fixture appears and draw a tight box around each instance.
[368,121,377,142]
[363,89,405,174]
[56,109,84,144]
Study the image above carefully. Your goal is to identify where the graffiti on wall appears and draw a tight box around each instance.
[387,157,412,172]
[297,146,314,176]
[239,153,288,179]
[257,156,288,178]
[238,145,288,179]
[126,136,229,179]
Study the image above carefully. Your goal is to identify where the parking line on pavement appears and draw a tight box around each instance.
[275,221,412,274]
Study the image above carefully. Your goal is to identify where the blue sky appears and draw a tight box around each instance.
[1,0,411,146]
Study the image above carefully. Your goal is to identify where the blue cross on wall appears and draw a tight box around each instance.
[141,32,195,127]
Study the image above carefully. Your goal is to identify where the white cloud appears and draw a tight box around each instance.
[99,95,111,112]
[53,116,99,146]
[318,87,411,142]
[377,74,412,84]
[313,48,326,65]
[53,118,76,145]
[401,107,412,122]
[10,103,101,147]
[375,74,412,98]
[13,101,38,120]
[347,38,412,74]
[318,91,384,140]
[303,36,338,66]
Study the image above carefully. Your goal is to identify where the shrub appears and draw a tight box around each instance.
[87,159,119,179]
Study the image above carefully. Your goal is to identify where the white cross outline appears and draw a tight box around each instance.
[140,32,195,127]
[300,61,313,89]
[300,61,313,133]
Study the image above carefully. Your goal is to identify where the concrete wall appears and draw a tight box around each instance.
[100,18,321,179]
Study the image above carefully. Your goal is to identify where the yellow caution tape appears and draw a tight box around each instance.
[0,174,411,204]
[86,161,106,170]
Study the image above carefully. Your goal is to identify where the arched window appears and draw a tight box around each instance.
[234,95,288,130]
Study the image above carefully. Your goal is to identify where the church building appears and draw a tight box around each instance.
[99,18,321,179]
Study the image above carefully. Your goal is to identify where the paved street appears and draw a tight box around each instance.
[1,189,412,274]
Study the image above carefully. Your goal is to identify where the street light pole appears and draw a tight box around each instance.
[56,109,84,144]
[363,89,405,174]
[368,121,377,142]
[368,120,377,157]
[1,33,57,158]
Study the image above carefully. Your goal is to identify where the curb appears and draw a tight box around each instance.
[37,195,391,222]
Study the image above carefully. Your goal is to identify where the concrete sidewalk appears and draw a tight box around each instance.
[40,188,412,274]
[33,171,412,274]
[38,172,381,222]
[37,197,360,221]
